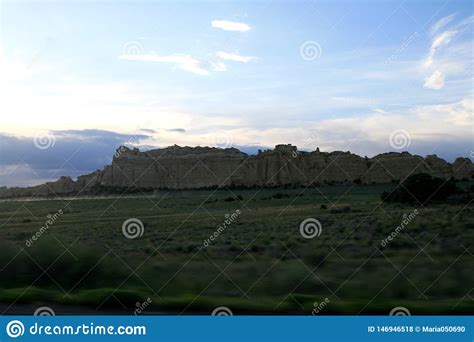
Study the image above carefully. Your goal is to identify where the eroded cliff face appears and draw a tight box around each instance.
[1,144,473,198]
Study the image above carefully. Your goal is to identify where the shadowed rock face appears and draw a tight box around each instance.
[1,144,473,198]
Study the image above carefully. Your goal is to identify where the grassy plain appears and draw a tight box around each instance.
[0,184,472,314]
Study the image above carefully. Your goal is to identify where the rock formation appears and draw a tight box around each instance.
[1,144,473,198]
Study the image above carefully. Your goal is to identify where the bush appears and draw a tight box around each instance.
[272,193,290,199]
[381,173,459,204]
[329,206,351,214]
[0,238,130,290]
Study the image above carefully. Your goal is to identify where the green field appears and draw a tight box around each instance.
[0,184,472,315]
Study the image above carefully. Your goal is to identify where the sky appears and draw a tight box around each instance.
[0,0,473,186]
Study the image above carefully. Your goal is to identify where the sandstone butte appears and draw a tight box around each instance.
[1,144,473,198]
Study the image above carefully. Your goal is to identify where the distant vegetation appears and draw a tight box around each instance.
[381,173,461,204]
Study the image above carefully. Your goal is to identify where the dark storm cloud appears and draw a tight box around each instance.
[0,130,152,186]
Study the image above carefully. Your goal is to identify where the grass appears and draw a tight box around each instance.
[0,183,472,314]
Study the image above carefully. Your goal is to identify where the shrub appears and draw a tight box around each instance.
[272,193,290,199]
[0,238,130,290]
[329,206,351,214]
[381,173,459,204]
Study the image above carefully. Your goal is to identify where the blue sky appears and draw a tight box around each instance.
[0,0,472,186]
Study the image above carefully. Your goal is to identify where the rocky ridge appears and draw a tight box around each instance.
[1,144,473,198]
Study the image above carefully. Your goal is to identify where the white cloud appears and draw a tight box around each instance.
[424,15,473,68]
[371,108,389,114]
[211,20,251,32]
[216,51,256,63]
[424,30,457,67]
[210,97,472,159]
[119,53,213,75]
[416,96,472,127]
[423,70,445,90]
[431,14,456,34]
[422,15,473,90]
[209,60,227,72]
[431,30,457,50]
